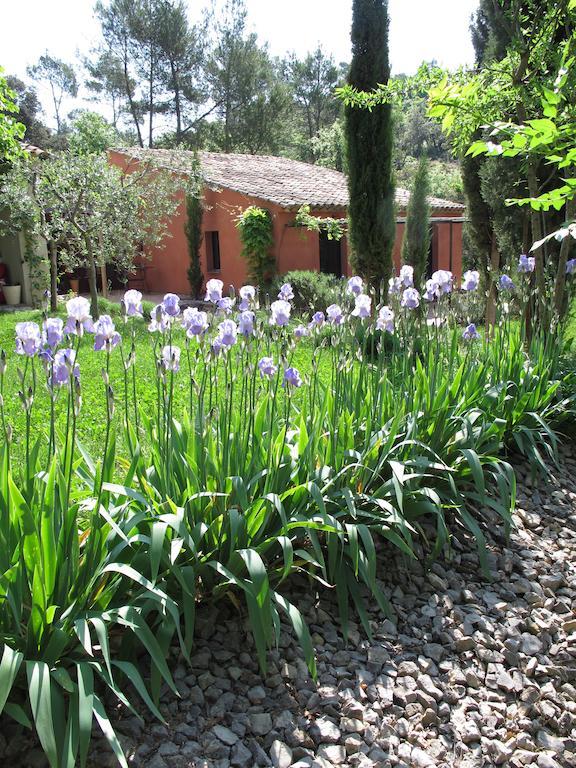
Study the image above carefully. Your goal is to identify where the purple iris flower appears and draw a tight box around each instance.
[123,289,143,317]
[64,297,95,336]
[239,285,256,311]
[205,279,224,303]
[376,306,394,333]
[238,310,255,337]
[431,270,453,295]
[309,311,325,329]
[401,288,420,309]
[462,323,480,341]
[15,321,42,357]
[42,317,64,349]
[352,294,371,318]
[148,305,170,333]
[94,315,121,351]
[347,276,364,296]
[270,299,291,327]
[162,293,180,318]
[258,357,278,377]
[182,307,209,337]
[518,254,535,274]
[567,258,576,275]
[278,283,294,302]
[388,276,402,296]
[499,274,514,291]
[461,270,480,291]
[283,366,303,389]
[218,319,238,346]
[423,279,439,302]
[217,297,234,314]
[211,337,224,357]
[161,345,180,372]
[399,264,414,288]
[326,304,345,325]
[52,348,79,387]
[294,324,309,340]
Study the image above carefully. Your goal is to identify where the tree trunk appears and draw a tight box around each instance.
[49,240,58,312]
[554,195,576,318]
[171,61,182,144]
[123,40,144,147]
[526,161,546,306]
[485,233,500,334]
[148,41,154,148]
[84,236,100,319]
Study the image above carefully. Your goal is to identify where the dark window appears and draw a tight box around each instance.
[206,231,221,271]
[319,231,342,277]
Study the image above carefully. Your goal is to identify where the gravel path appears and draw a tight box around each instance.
[4,446,576,768]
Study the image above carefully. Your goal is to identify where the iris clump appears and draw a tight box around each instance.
[0,265,574,768]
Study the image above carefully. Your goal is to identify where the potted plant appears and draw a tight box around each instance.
[66,270,80,294]
[3,282,21,305]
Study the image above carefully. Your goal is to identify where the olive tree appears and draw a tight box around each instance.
[1,152,188,315]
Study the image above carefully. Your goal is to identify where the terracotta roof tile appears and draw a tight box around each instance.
[113,147,465,212]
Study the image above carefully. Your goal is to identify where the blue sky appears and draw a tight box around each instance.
[2,0,479,126]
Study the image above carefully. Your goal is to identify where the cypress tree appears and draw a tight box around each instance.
[345,0,396,289]
[185,192,204,298]
[401,154,430,286]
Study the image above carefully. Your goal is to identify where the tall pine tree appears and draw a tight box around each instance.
[401,154,430,286]
[345,0,395,289]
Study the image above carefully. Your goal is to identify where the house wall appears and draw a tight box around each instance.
[108,150,463,296]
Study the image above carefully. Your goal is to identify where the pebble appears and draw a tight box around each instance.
[5,450,576,768]
[213,725,238,746]
[248,712,273,736]
[270,740,292,768]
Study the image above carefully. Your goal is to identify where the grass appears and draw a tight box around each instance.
[0,301,328,464]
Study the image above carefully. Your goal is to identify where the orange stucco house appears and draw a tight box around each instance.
[109,148,465,295]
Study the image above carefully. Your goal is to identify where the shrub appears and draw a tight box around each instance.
[271,270,341,313]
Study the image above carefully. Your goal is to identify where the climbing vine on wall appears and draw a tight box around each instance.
[236,206,275,287]
[294,204,345,241]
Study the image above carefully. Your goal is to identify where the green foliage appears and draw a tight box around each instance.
[271,270,340,313]
[236,205,275,287]
[10,152,184,315]
[0,68,25,164]
[294,205,345,242]
[68,112,120,155]
[206,0,291,154]
[308,120,347,172]
[396,158,463,203]
[185,192,204,298]
[26,54,78,134]
[0,434,182,768]
[401,155,431,285]
[5,75,52,150]
[345,0,396,287]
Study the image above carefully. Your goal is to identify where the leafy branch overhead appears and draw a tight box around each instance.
[0,68,26,163]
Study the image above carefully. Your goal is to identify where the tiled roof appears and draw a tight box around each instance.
[113,147,465,212]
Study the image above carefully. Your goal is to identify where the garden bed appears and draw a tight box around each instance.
[3,448,575,768]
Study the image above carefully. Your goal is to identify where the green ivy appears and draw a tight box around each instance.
[294,204,345,241]
[236,206,275,287]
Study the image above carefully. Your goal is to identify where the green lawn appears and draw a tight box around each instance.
[0,301,327,464]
